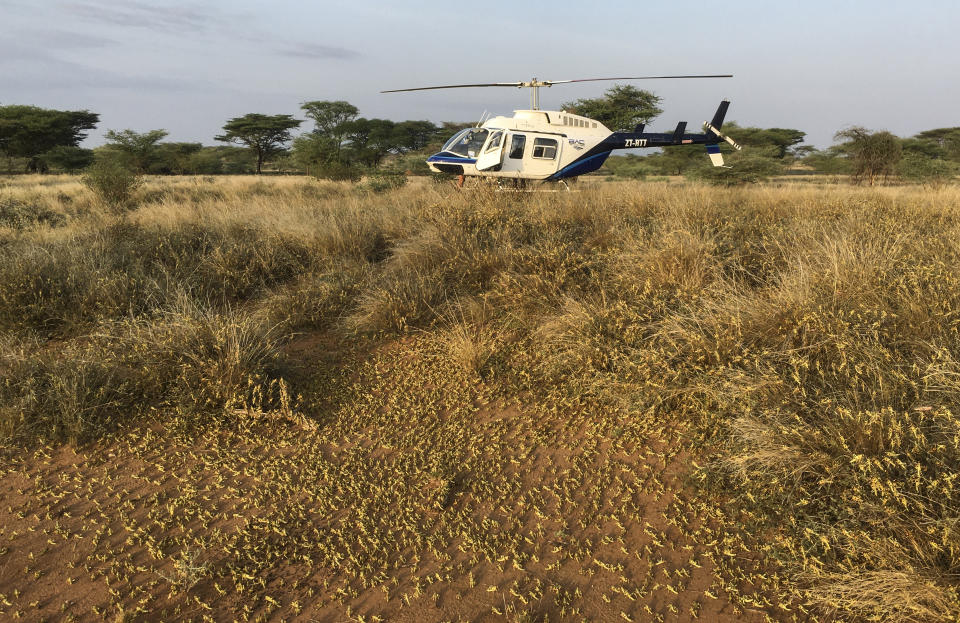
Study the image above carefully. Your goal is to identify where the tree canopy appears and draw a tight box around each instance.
[41,145,95,172]
[292,114,445,170]
[300,100,359,161]
[722,124,807,159]
[103,129,169,172]
[642,145,705,176]
[562,85,663,131]
[908,128,960,162]
[0,105,99,171]
[215,114,302,174]
[834,127,902,185]
[301,101,359,135]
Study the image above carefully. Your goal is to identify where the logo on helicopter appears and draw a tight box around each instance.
[567,138,585,150]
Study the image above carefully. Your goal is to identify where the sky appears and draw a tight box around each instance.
[3,0,957,149]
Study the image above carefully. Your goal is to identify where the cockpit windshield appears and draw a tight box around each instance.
[442,128,489,158]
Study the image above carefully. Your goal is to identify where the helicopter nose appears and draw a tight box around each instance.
[425,153,464,175]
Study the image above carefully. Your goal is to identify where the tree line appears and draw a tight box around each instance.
[1,87,957,185]
[0,102,466,177]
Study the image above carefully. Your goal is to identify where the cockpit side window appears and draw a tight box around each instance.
[509,134,526,159]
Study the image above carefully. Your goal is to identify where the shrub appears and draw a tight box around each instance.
[0,219,326,335]
[900,153,956,188]
[360,172,407,194]
[313,161,364,182]
[0,303,283,443]
[0,198,67,230]
[82,159,144,210]
[686,148,783,186]
[601,154,651,179]
[41,145,95,172]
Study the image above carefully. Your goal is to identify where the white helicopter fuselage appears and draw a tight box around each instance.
[425,100,738,182]
[385,74,737,181]
[426,110,613,181]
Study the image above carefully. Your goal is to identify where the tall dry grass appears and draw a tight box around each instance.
[3,174,960,619]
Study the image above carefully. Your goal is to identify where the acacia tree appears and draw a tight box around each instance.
[215,114,302,174]
[154,143,203,174]
[914,127,960,162]
[391,120,438,153]
[42,146,94,172]
[834,127,902,185]
[300,100,358,161]
[562,85,662,131]
[721,123,807,159]
[103,129,169,173]
[643,145,704,176]
[0,105,99,172]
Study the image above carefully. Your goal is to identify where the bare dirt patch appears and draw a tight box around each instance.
[0,334,793,622]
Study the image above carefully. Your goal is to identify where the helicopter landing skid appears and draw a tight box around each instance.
[496,188,579,193]
[493,178,575,192]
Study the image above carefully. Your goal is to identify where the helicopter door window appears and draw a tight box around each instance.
[509,134,526,159]
[532,137,558,160]
[484,130,503,153]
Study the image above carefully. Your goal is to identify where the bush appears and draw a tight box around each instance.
[686,148,783,186]
[392,151,434,175]
[0,303,283,443]
[82,159,144,210]
[360,172,407,194]
[313,161,364,182]
[41,145,95,172]
[900,153,956,188]
[0,219,327,336]
[0,198,67,230]
[601,154,651,179]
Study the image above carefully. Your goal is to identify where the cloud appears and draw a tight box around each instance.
[0,39,38,62]
[278,43,361,60]
[43,30,117,49]
[0,31,114,65]
[1,54,199,92]
[59,1,214,33]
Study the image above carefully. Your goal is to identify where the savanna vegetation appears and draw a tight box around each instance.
[2,174,960,622]
[4,88,957,187]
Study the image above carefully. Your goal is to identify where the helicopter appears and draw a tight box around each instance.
[382,75,742,186]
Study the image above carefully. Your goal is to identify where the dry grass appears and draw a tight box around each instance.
[2,174,960,621]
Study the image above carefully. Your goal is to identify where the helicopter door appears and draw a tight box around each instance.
[476,130,505,171]
[498,134,526,174]
[524,135,562,178]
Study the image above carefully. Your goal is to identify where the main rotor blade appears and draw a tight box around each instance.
[548,74,733,85]
[381,83,523,93]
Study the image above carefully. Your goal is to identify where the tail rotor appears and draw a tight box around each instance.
[702,100,741,166]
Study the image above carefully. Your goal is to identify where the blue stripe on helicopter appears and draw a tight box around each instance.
[547,151,612,180]
[427,152,477,164]
[706,144,721,154]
